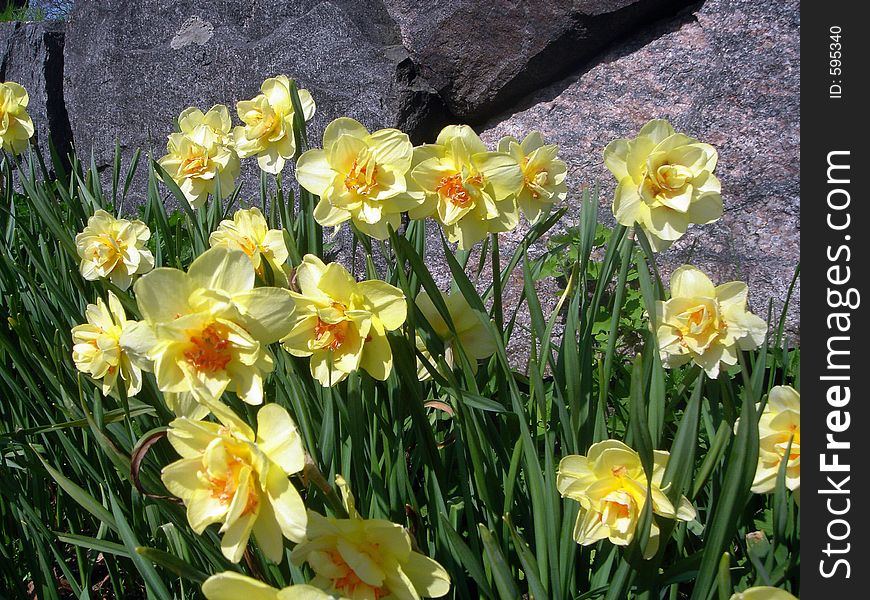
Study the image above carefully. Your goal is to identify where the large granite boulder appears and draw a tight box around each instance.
[62,0,445,197]
[0,20,72,169]
[480,0,800,341]
[382,0,696,121]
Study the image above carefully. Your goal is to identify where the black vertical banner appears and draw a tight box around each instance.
[801,2,870,596]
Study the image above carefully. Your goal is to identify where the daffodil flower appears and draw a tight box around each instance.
[281,255,406,387]
[409,125,523,249]
[177,104,235,147]
[414,289,495,380]
[202,571,339,600]
[161,402,307,563]
[120,247,295,405]
[604,119,722,251]
[0,81,34,154]
[656,265,767,378]
[557,440,695,558]
[291,476,450,599]
[234,76,315,174]
[209,207,291,286]
[71,291,142,399]
[737,386,800,503]
[730,587,798,600]
[158,117,240,209]
[497,131,568,224]
[296,117,423,240]
[75,210,154,290]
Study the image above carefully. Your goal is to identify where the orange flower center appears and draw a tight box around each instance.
[314,319,351,351]
[181,148,210,177]
[328,550,389,599]
[436,173,473,207]
[207,454,260,515]
[344,157,380,195]
[185,323,232,373]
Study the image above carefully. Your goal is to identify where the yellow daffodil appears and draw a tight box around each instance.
[75,210,154,290]
[71,291,142,399]
[281,255,406,386]
[557,440,695,558]
[161,402,307,563]
[656,265,767,378]
[736,386,800,503]
[497,131,568,224]
[296,117,423,240]
[409,125,523,249]
[291,476,450,599]
[730,587,798,600]
[234,76,315,174]
[604,119,722,251]
[120,247,295,405]
[177,104,234,146]
[414,289,495,380]
[164,391,211,420]
[202,572,338,600]
[209,207,291,285]
[158,110,240,209]
[0,81,34,154]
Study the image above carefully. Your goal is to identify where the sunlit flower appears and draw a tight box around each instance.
[557,440,695,558]
[75,210,154,290]
[296,117,422,239]
[414,289,495,380]
[281,255,406,387]
[71,291,142,399]
[0,81,34,154]
[177,104,234,146]
[497,131,568,224]
[163,391,211,420]
[209,207,291,286]
[737,386,800,503]
[291,476,450,599]
[657,265,767,378]
[604,119,722,251]
[158,112,240,209]
[161,402,307,563]
[202,572,338,600]
[234,76,315,174]
[729,586,798,600]
[409,125,523,249]
[120,247,295,405]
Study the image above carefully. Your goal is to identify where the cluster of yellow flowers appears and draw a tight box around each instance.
[60,76,797,597]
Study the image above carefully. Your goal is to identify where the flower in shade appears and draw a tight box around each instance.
[408,125,524,249]
[737,385,800,504]
[296,117,423,239]
[120,247,295,406]
[161,402,307,563]
[202,572,338,600]
[497,131,568,224]
[604,119,722,251]
[75,210,154,290]
[281,254,406,387]
[656,265,767,378]
[71,291,142,399]
[291,476,450,599]
[158,106,240,209]
[234,76,315,174]
[209,207,291,286]
[729,587,798,600]
[414,289,495,380]
[557,440,695,559]
[0,81,34,154]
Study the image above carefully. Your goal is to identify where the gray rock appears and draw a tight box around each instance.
[480,0,800,341]
[0,20,72,171]
[382,0,697,121]
[62,0,445,202]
